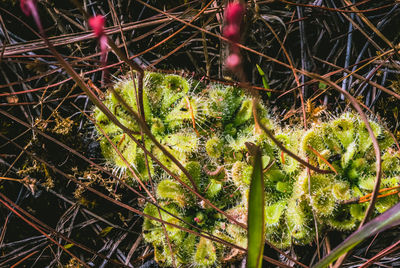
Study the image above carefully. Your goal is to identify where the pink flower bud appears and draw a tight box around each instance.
[20,0,36,17]
[89,15,106,38]
[89,16,109,73]
[20,0,43,35]
[224,2,245,25]
[99,34,108,62]
[223,24,240,42]
[226,53,241,70]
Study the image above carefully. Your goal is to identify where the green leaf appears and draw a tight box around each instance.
[318,82,327,90]
[313,202,400,268]
[256,64,271,97]
[64,243,74,249]
[99,226,114,237]
[246,142,265,268]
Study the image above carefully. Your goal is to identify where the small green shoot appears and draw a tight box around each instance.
[256,64,271,97]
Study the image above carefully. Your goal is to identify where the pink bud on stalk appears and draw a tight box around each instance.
[223,24,240,42]
[20,0,44,35]
[224,1,245,25]
[89,15,108,68]
[89,15,106,37]
[226,53,241,70]
[223,1,245,72]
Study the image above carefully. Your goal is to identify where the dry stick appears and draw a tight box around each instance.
[10,250,39,268]
[0,212,10,247]
[0,134,290,268]
[278,54,392,100]
[124,235,142,265]
[0,194,89,268]
[359,191,400,203]
[257,13,307,128]
[343,0,400,64]
[0,192,128,267]
[276,0,395,14]
[0,105,156,204]
[313,56,400,100]
[359,239,400,268]
[0,4,206,57]
[359,186,400,201]
[133,0,400,104]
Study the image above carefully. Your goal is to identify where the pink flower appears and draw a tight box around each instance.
[223,24,240,42]
[89,15,106,38]
[88,15,108,63]
[20,0,43,35]
[20,0,36,16]
[224,1,245,26]
[226,53,241,70]
[89,15,109,82]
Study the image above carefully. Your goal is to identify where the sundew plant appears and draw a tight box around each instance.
[94,72,400,267]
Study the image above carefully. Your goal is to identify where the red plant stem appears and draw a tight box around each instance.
[10,250,39,268]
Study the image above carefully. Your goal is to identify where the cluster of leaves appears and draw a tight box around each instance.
[94,72,400,267]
